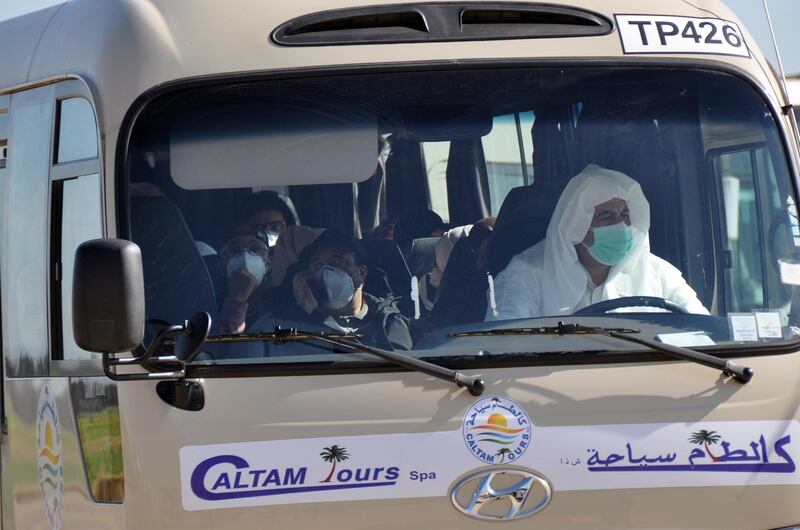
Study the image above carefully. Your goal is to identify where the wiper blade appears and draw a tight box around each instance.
[451,323,641,337]
[202,327,485,396]
[451,321,753,384]
[203,329,362,344]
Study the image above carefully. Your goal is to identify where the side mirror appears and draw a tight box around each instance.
[73,239,145,353]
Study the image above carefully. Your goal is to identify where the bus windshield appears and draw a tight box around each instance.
[124,66,799,364]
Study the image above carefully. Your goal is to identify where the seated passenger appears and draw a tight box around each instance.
[487,164,708,320]
[272,229,413,350]
[369,219,397,241]
[394,208,447,256]
[418,223,482,312]
[425,217,495,326]
[269,225,324,288]
[243,190,298,247]
[217,226,272,333]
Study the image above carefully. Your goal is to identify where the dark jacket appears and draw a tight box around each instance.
[272,292,412,351]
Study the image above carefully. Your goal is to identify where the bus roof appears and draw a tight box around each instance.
[0,0,783,134]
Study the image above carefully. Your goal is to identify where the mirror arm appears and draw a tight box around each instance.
[140,325,184,362]
[99,312,212,382]
[102,352,186,381]
[102,345,188,382]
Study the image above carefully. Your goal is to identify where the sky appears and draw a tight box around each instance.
[0,0,797,76]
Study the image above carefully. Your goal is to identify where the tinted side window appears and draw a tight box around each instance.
[422,141,450,222]
[423,112,535,222]
[55,98,98,164]
[55,174,103,360]
[713,145,792,317]
[717,150,764,310]
[482,112,534,212]
[50,89,103,362]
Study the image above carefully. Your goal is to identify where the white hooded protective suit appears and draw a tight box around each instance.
[487,164,708,320]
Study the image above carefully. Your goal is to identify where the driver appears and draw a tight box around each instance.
[486,164,708,320]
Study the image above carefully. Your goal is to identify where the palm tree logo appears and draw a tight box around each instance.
[688,430,722,462]
[320,445,350,483]
[495,448,512,463]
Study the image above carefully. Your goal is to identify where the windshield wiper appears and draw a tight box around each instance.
[202,328,485,396]
[451,321,753,384]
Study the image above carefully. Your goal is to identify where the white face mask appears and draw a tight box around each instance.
[227,251,267,285]
[317,265,358,309]
[258,230,281,247]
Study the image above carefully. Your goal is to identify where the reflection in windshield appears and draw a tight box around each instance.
[125,67,797,363]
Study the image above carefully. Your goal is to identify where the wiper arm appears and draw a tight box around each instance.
[203,328,485,396]
[451,321,753,384]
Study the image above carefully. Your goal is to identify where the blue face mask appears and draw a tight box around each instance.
[316,265,358,309]
[583,223,633,266]
[227,251,267,285]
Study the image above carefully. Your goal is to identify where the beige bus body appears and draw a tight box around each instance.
[0,1,799,529]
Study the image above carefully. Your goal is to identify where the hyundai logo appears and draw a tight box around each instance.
[450,468,552,521]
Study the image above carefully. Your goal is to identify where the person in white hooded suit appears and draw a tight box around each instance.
[487,164,708,321]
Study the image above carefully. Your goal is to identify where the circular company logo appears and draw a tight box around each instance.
[462,396,532,464]
[36,384,64,530]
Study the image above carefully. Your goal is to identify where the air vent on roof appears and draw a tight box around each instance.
[288,11,428,36]
[274,6,429,46]
[460,6,610,38]
[272,3,613,46]
[461,9,599,26]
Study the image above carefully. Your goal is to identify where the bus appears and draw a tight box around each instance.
[0,0,799,528]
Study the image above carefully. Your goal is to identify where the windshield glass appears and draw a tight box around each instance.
[125,66,799,364]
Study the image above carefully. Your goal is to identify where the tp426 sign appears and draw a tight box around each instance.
[615,15,749,58]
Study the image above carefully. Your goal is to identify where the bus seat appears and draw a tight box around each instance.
[429,223,494,327]
[363,268,394,300]
[130,196,219,341]
[486,180,562,276]
[361,239,413,315]
[408,237,440,278]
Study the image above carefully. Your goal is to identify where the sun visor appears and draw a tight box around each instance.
[170,100,379,190]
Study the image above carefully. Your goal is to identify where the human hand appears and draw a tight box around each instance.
[292,270,319,314]
[228,268,259,302]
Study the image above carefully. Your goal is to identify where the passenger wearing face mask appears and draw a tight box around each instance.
[418,224,472,313]
[272,229,412,351]
[217,227,272,334]
[486,164,708,321]
[243,191,298,247]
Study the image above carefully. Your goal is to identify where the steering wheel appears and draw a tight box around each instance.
[572,296,688,315]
